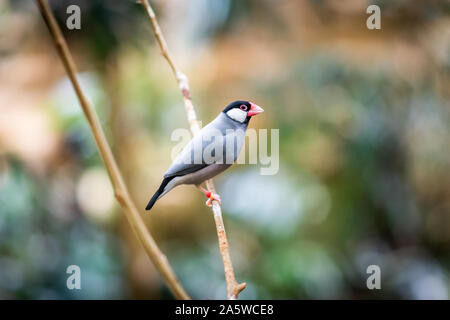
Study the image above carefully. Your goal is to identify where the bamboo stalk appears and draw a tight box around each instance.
[36,0,190,300]
[139,0,246,299]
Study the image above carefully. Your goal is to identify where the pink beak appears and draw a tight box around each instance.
[248,102,264,117]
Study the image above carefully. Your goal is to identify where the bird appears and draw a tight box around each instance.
[145,100,264,211]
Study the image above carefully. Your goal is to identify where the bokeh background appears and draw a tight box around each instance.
[0,0,449,299]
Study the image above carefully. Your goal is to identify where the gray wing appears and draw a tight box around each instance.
[164,114,246,178]
[164,131,208,178]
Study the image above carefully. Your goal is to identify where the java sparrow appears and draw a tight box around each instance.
[145,100,264,211]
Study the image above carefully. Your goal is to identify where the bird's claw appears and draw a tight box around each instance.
[205,192,221,207]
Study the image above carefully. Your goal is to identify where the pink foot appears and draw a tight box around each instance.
[205,192,221,207]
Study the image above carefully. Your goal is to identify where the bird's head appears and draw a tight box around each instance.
[222,100,264,124]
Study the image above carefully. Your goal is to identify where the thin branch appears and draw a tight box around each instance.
[36,0,190,300]
[139,0,246,300]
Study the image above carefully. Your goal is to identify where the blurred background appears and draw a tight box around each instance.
[0,0,449,299]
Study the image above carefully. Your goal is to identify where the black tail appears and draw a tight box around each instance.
[145,177,173,211]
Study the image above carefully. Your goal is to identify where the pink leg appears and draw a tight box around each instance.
[195,185,221,207]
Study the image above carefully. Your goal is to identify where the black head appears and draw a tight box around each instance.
[222,100,264,124]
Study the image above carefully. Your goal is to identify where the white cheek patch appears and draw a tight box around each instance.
[226,108,247,123]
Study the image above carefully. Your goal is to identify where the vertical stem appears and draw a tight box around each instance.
[36,0,190,300]
[139,0,246,299]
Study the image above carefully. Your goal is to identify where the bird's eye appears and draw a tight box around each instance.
[240,105,248,111]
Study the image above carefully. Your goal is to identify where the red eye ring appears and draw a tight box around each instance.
[240,104,247,111]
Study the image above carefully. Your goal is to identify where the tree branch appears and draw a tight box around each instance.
[36,0,190,300]
[139,0,246,299]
